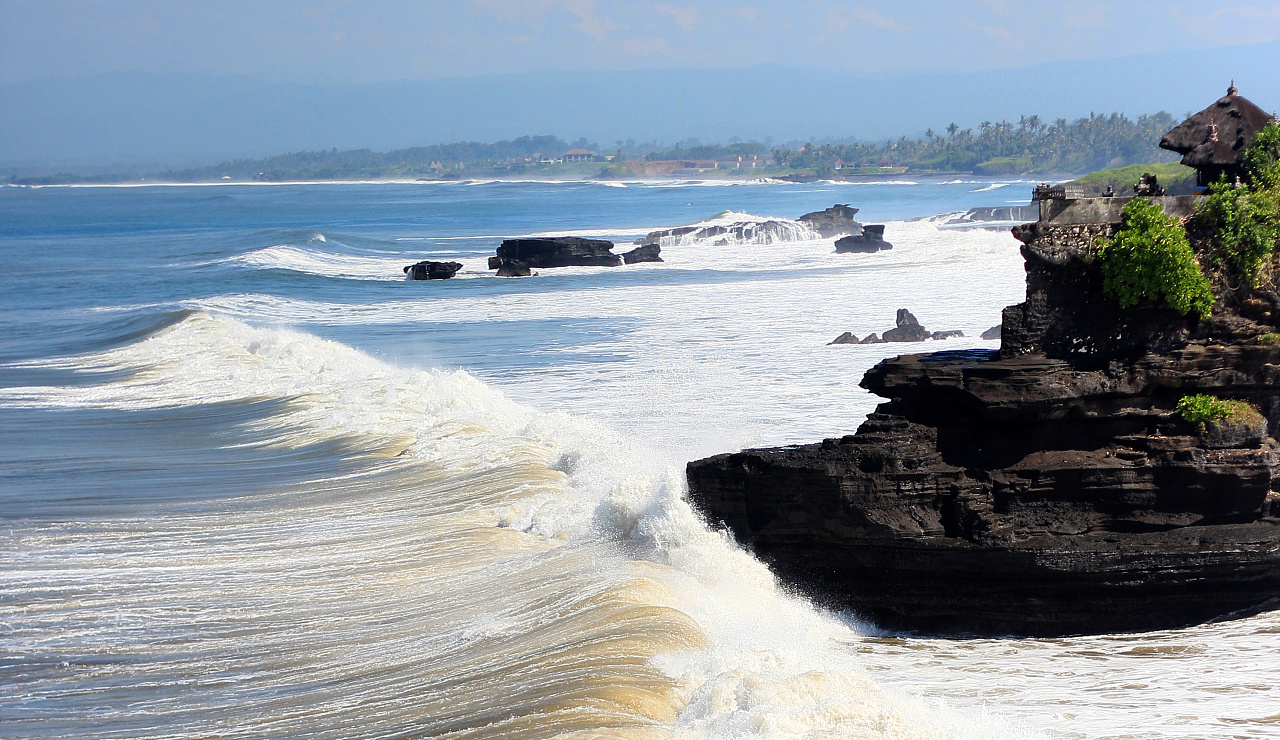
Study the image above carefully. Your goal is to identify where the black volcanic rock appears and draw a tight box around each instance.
[981,324,1002,340]
[403,260,462,280]
[829,332,859,345]
[835,225,892,253]
[882,308,930,342]
[492,237,621,270]
[798,204,862,237]
[621,244,662,264]
[686,209,1280,637]
[495,262,532,277]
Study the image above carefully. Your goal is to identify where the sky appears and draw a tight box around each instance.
[4,0,1280,84]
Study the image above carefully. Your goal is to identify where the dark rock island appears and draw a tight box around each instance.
[403,260,463,280]
[835,224,893,253]
[798,204,864,238]
[485,236,659,276]
[688,89,1280,636]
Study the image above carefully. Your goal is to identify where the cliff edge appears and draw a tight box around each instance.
[686,190,1280,636]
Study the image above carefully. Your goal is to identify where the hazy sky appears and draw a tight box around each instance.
[4,0,1280,84]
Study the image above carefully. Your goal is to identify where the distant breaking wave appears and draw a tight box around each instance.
[639,210,821,247]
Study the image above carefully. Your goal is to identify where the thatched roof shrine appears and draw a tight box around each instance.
[1159,81,1276,187]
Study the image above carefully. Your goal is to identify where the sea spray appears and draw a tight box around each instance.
[1,312,1025,739]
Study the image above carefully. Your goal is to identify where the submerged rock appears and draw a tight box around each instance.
[491,237,621,271]
[621,244,662,264]
[834,225,892,253]
[403,260,463,280]
[797,204,862,238]
[495,262,532,277]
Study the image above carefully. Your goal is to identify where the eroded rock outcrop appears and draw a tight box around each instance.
[621,244,662,264]
[403,260,463,280]
[835,225,893,253]
[688,203,1280,637]
[798,204,862,238]
[489,237,621,274]
[830,309,962,346]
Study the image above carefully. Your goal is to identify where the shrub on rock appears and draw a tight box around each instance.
[1096,197,1213,316]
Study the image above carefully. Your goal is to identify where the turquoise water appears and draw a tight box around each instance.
[3,178,1276,739]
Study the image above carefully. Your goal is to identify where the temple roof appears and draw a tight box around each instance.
[1159,82,1275,170]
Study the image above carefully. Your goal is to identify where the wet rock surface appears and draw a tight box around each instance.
[834,225,893,253]
[620,244,662,264]
[798,204,863,238]
[403,260,463,280]
[491,237,621,272]
[689,216,1280,637]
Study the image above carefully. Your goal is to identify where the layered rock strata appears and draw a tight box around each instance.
[689,211,1280,636]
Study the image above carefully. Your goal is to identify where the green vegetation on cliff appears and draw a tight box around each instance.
[1197,121,1280,286]
[1175,394,1262,430]
[1176,394,1234,423]
[1097,198,1213,316]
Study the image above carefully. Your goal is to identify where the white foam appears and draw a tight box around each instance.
[2,311,1028,739]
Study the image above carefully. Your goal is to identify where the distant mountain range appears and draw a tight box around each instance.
[2,41,1276,173]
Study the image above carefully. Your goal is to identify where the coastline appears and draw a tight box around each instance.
[2,173,1061,189]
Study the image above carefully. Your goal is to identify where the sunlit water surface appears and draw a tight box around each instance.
[2,179,1277,739]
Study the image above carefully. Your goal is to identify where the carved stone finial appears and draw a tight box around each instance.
[1228,79,1238,96]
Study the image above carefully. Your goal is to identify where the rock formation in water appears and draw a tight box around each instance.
[881,308,930,342]
[688,179,1280,636]
[495,262,532,277]
[403,260,463,280]
[834,225,892,253]
[798,204,863,238]
[488,237,622,275]
[981,324,1002,340]
[831,309,961,345]
[620,244,662,264]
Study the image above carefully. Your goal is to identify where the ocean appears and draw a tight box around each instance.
[2,178,1277,739]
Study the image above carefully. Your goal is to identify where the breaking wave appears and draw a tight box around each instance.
[0,311,1023,740]
[642,210,822,247]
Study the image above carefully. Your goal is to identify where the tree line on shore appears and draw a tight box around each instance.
[10,111,1182,184]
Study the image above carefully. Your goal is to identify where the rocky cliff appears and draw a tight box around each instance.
[686,202,1280,636]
